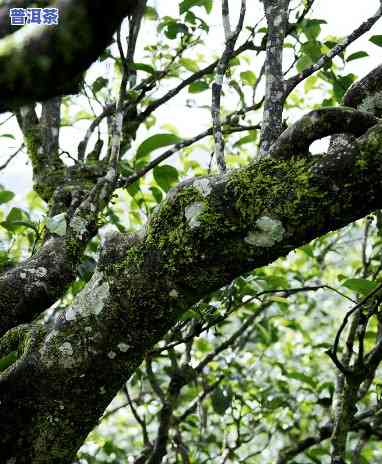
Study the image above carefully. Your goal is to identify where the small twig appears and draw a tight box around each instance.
[118,123,260,189]
[212,0,246,173]
[0,144,24,171]
[124,385,151,448]
[285,4,382,96]
[146,356,166,402]
[327,282,382,374]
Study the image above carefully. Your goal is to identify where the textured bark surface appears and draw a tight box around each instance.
[1,122,382,462]
[0,1,381,462]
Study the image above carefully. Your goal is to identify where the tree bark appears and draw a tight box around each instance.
[1,121,382,461]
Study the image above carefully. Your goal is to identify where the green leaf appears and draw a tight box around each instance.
[370,35,382,47]
[92,77,108,94]
[180,0,213,15]
[240,70,256,86]
[233,131,257,148]
[126,180,140,198]
[118,160,134,177]
[1,207,31,233]
[160,19,188,39]
[0,351,17,372]
[301,19,326,40]
[153,165,179,192]
[150,186,163,203]
[129,62,156,75]
[332,73,356,103]
[211,386,233,415]
[346,51,369,62]
[296,54,312,73]
[136,133,181,160]
[302,41,322,62]
[73,111,93,122]
[188,81,209,93]
[46,213,67,237]
[195,338,211,353]
[180,57,199,72]
[301,244,314,258]
[0,190,15,204]
[0,133,15,140]
[342,278,378,296]
[144,6,158,20]
[6,207,23,223]
[286,371,317,388]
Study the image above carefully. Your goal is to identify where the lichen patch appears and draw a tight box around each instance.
[117,343,130,352]
[245,216,285,247]
[185,202,205,229]
[193,178,212,197]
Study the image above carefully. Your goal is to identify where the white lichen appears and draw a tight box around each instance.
[73,271,110,318]
[36,267,47,277]
[65,307,78,322]
[185,202,205,230]
[359,91,382,116]
[245,216,285,247]
[193,178,212,197]
[169,289,178,298]
[59,342,73,357]
[136,225,146,240]
[274,14,283,26]
[107,351,116,359]
[69,216,88,240]
[46,212,67,237]
[117,343,130,353]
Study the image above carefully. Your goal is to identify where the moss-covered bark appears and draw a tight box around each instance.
[1,123,382,462]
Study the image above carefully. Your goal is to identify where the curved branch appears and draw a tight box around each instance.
[343,64,382,115]
[270,107,379,160]
[0,238,73,336]
[329,64,382,154]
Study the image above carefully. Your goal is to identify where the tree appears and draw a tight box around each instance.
[0,0,382,462]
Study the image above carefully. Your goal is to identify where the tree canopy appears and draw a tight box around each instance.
[0,1,382,463]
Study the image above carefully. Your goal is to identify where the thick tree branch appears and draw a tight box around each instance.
[270,107,379,160]
[2,119,382,461]
[329,64,382,155]
[16,98,64,201]
[0,236,85,337]
[344,64,382,115]
[258,0,289,156]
